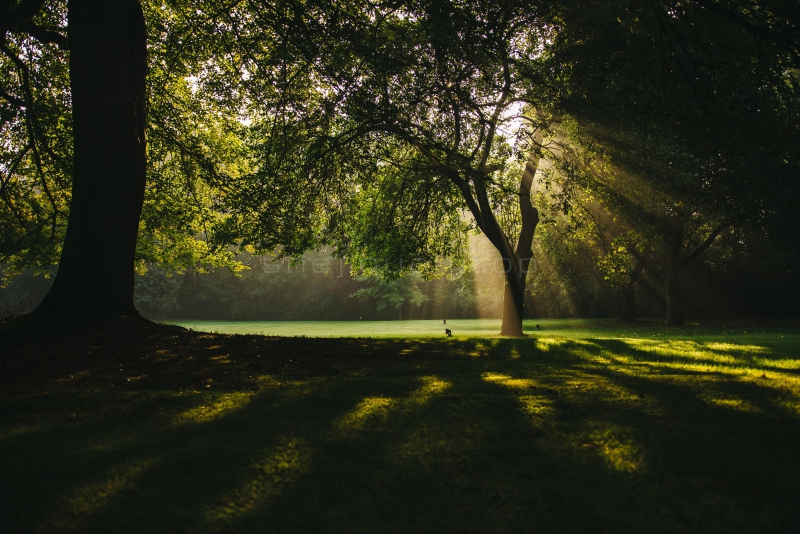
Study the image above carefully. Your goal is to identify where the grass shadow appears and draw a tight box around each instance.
[1,322,799,532]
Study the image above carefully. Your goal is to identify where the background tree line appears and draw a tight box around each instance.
[4,225,796,321]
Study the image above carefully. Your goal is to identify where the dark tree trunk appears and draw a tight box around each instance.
[620,260,643,321]
[665,219,684,326]
[36,0,147,317]
[620,283,637,321]
[665,263,683,326]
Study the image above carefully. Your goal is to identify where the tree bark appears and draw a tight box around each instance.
[499,148,540,336]
[620,260,643,321]
[500,264,526,336]
[620,283,636,321]
[442,95,543,335]
[35,0,147,317]
[665,218,684,326]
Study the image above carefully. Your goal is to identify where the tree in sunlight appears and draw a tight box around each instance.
[227,0,800,328]
[219,0,557,335]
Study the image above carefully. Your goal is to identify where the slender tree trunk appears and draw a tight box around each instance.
[447,105,544,336]
[499,148,540,336]
[500,265,526,335]
[665,219,684,326]
[36,0,147,317]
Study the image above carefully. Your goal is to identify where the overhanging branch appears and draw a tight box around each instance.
[681,224,726,266]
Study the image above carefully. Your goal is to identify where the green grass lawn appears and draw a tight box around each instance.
[169,318,548,337]
[2,319,799,532]
[166,317,792,340]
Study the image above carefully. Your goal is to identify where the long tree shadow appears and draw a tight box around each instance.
[3,329,800,533]
[473,339,800,532]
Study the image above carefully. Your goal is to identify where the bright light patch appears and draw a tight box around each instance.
[535,337,566,352]
[626,339,734,363]
[407,376,451,404]
[705,342,768,353]
[701,396,762,414]
[517,395,554,417]
[173,392,254,425]
[335,397,397,433]
[482,372,539,390]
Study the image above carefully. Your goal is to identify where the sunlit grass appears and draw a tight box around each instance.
[2,319,799,532]
[166,318,611,337]
[335,376,451,436]
[173,392,255,425]
[413,375,451,396]
[335,396,397,433]
[482,371,541,389]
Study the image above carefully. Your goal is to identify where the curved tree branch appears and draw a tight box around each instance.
[681,224,726,266]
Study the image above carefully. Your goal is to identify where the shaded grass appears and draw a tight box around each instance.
[1,318,799,533]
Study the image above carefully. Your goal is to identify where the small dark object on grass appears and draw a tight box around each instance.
[535,323,541,331]
[359,317,363,322]
[445,329,452,337]
[443,318,447,324]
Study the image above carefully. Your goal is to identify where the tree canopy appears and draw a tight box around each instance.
[0,0,797,326]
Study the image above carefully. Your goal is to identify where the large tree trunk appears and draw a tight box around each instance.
[665,219,684,326]
[36,0,147,317]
